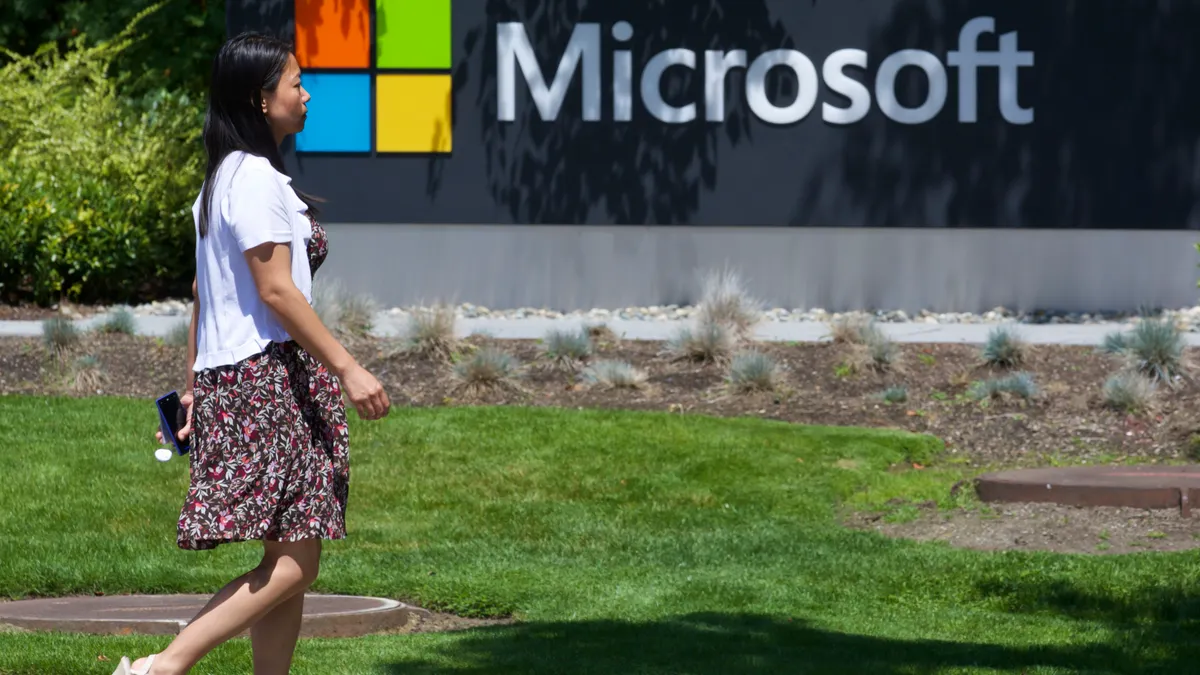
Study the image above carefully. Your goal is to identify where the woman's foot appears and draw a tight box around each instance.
[129,654,156,674]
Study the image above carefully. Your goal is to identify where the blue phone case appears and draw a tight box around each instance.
[156,391,191,456]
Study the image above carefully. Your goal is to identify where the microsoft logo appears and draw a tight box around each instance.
[293,0,452,155]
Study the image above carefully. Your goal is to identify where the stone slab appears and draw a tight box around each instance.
[6,315,1200,346]
[976,465,1200,516]
[0,594,426,638]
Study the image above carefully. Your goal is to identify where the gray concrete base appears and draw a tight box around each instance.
[314,223,1200,315]
[0,594,427,638]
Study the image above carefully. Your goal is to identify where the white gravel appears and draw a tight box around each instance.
[84,299,1200,332]
[13,300,1200,346]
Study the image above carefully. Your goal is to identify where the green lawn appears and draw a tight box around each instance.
[1,395,1199,674]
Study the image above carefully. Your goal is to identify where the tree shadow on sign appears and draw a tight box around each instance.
[225,0,295,39]
[430,0,800,225]
[380,612,1147,674]
[792,0,1200,229]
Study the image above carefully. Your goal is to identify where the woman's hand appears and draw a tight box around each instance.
[339,364,390,421]
[155,392,195,444]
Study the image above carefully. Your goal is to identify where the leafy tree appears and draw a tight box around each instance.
[0,0,224,97]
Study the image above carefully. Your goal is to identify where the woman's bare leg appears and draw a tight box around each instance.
[250,583,307,674]
[132,538,322,675]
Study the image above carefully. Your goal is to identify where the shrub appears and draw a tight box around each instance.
[312,279,378,338]
[970,372,1038,401]
[583,360,647,390]
[668,319,735,364]
[166,318,190,347]
[982,325,1026,368]
[694,268,762,339]
[42,317,80,353]
[543,328,593,367]
[1103,371,1157,413]
[879,386,909,404]
[848,324,900,373]
[828,315,873,344]
[1100,331,1129,355]
[98,308,136,335]
[339,293,379,338]
[0,8,204,305]
[727,350,782,393]
[1123,318,1186,384]
[584,322,620,345]
[403,303,458,362]
[71,354,107,394]
[452,347,520,393]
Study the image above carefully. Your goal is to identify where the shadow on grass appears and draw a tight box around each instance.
[973,576,1200,672]
[383,612,1140,674]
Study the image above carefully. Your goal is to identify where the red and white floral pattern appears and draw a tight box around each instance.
[177,215,349,551]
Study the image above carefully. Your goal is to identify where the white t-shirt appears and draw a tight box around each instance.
[191,151,313,372]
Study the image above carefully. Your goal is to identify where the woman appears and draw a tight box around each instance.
[116,32,390,675]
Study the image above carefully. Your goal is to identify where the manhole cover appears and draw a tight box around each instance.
[976,465,1200,516]
[0,594,426,638]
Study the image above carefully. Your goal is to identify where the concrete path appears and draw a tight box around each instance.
[4,312,1198,346]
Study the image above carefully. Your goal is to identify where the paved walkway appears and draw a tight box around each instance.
[4,313,1198,346]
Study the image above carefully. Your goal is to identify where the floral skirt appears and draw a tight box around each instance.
[177,341,350,551]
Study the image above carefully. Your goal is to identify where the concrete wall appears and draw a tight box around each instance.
[317,224,1200,313]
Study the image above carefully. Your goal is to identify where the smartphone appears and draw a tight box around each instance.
[156,391,192,455]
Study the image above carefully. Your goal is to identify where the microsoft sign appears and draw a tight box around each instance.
[498,16,1034,126]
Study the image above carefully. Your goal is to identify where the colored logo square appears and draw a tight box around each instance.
[295,73,372,153]
[375,0,451,69]
[295,0,371,68]
[376,74,452,153]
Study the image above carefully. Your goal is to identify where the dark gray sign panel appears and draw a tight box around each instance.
[227,0,1200,229]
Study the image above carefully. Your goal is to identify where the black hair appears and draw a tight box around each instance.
[197,32,321,238]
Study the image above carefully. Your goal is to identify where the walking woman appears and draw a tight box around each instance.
[116,32,390,675]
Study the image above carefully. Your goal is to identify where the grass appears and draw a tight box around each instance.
[3,397,1200,673]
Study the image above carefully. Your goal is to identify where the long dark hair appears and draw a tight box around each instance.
[197,32,320,238]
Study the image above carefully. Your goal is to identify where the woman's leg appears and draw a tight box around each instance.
[249,581,308,674]
[135,538,322,675]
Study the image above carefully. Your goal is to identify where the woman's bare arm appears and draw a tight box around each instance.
[243,241,390,420]
[186,276,199,393]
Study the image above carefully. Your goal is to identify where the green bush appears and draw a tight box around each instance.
[0,6,203,306]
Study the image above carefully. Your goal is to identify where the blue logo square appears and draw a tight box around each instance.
[295,73,371,153]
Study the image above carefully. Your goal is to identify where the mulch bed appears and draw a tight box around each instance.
[0,302,103,321]
[4,330,1200,555]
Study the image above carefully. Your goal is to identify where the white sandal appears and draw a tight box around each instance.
[111,653,156,675]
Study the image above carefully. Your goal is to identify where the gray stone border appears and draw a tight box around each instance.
[5,314,1200,346]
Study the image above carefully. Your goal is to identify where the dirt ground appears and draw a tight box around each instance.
[4,330,1200,558]
[846,501,1200,555]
